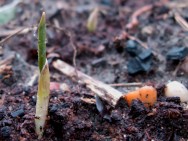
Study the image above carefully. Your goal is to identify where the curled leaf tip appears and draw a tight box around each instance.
[38,12,46,72]
[42,11,45,16]
[87,7,99,32]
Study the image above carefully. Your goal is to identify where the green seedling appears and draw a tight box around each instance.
[86,7,99,32]
[35,12,50,139]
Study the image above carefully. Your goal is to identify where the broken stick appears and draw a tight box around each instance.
[53,59,123,107]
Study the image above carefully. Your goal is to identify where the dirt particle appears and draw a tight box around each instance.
[145,94,149,98]
[129,99,148,118]
[10,109,24,118]
[1,126,10,138]
[40,126,42,131]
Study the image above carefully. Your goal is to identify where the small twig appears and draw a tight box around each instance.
[0,94,5,107]
[126,2,165,29]
[166,1,188,9]
[126,4,153,29]
[109,82,143,87]
[80,97,96,104]
[174,13,188,31]
[0,54,14,66]
[145,130,152,140]
[0,27,25,45]
[128,34,148,49]
[0,26,35,45]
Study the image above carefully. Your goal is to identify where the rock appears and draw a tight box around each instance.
[127,58,143,74]
[10,109,24,118]
[127,57,152,74]
[125,40,141,56]
[165,81,188,102]
[166,47,188,60]
[126,43,153,74]
[141,25,154,35]
[137,57,152,72]
[31,95,36,103]
[138,49,152,60]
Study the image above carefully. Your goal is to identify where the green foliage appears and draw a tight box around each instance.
[0,0,21,25]
[38,12,46,72]
[35,12,50,139]
[86,7,99,32]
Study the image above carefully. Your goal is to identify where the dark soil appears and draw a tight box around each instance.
[0,0,188,140]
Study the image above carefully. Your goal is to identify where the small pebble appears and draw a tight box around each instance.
[127,58,143,74]
[60,83,70,92]
[111,111,122,121]
[125,40,141,56]
[137,58,152,72]
[138,49,152,60]
[11,109,24,118]
[32,95,36,103]
[165,81,188,102]
[127,57,152,74]
[23,86,31,95]
[166,47,188,60]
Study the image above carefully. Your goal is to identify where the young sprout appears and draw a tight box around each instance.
[35,12,50,139]
[86,7,99,32]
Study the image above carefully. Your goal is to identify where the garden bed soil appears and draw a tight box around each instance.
[0,0,188,140]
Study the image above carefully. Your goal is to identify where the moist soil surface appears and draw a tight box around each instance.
[0,0,188,140]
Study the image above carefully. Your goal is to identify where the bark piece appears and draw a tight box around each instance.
[53,59,123,106]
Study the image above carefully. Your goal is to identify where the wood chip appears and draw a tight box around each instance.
[53,59,123,107]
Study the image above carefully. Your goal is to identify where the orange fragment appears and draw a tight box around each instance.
[123,90,140,106]
[123,86,157,107]
[139,86,157,107]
